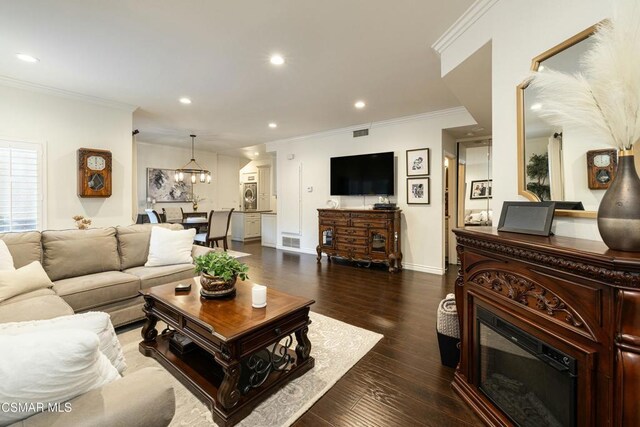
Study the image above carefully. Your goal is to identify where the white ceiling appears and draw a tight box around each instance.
[0,0,473,154]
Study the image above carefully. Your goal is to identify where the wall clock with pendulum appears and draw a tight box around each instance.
[77,148,112,197]
[586,148,617,190]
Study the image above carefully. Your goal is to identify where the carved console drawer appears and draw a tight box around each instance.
[316,208,402,272]
[453,227,640,427]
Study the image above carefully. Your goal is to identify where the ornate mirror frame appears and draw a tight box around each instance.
[516,24,599,218]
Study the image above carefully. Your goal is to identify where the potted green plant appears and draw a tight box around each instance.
[194,251,249,298]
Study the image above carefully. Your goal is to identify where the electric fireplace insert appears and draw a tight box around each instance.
[476,306,577,427]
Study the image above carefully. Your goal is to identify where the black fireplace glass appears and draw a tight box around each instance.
[477,307,576,427]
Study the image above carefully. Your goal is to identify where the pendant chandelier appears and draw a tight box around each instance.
[175,134,211,184]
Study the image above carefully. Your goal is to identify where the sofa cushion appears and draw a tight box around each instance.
[0,293,73,323]
[0,261,54,303]
[0,329,121,426]
[116,223,183,270]
[53,271,140,312]
[0,231,41,269]
[42,228,121,281]
[124,264,194,289]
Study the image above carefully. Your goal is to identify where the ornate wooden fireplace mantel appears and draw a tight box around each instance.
[453,227,640,426]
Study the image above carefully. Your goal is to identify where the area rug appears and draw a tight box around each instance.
[210,248,251,259]
[118,312,382,426]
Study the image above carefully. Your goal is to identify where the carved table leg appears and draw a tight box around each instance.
[217,362,241,410]
[295,325,312,361]
[141,299,158,343]
[316,245,322,263]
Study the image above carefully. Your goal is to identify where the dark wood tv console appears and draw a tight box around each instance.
[453,227,640,426]
[316,209,402,272]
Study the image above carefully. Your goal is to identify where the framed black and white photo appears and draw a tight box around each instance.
[407,177,430,204]
[470,179,492,199]
[147,168,192,202]
[406,148,430,176]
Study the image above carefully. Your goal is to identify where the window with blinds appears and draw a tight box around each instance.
[0,141,43,232]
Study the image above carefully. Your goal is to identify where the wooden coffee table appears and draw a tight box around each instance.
[139,277,315,427]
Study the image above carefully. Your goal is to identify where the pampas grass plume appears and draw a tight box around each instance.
[531,0,640,150]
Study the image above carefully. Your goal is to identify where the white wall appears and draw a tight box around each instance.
[136,142,240,215]
[0,84,134,229]
[267,108,475,274]
[439,0,612,240]
[217,155,241,210]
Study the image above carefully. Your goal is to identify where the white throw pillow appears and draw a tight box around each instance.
[469,212,483,223]
[0,261,52,303]
[0,329,121,426]
[0,311,126,374]
[0,241,14,271]
[145,226,196,267]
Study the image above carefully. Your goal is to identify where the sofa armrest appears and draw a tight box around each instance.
[12,367,175,427]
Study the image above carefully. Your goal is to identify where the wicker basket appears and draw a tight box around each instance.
[436,293,460,368]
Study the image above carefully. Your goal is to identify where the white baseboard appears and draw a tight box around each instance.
[275,245,318,255]
[271,247,445,275]
[402,263,445,275]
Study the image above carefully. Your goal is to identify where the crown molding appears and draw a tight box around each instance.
[0,75,138,112]
[266,106,469,148]
[431,0,499,55]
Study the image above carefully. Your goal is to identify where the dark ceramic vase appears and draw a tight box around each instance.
[199,273,237,298]
[597,150,640,251]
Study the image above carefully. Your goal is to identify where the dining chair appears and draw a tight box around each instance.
[145,209,162,224]
[194,209,234,250]
[162,207,183,222]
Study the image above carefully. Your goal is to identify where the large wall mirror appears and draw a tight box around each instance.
[517,25,602,218]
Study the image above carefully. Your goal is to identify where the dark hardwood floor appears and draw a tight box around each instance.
[230,241,481,427]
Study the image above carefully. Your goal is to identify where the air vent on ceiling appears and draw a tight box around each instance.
[353,129,369,138]
[282,236,301,248]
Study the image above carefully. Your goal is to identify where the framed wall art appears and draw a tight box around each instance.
[147,168,192,202]
[406,148,430,176]
[407,177,430,205]
[470,179,492,199]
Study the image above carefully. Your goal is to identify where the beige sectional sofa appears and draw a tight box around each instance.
[0,223,200,327]
[0,223,210,426]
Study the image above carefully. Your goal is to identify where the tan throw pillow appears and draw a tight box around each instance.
[0,240,15,271]
[0,261,53,303]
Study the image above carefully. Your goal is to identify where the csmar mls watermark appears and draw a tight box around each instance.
[1,402,72,413]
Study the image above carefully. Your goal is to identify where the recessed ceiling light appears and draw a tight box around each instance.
[538,65,546,72]
[254,152,260,156]
[268,122,278,128]
[270,54,285,66]
[354,101,366,109]
[179,97,192,104]
[530,103,542,111]
[466,132,475,136]
[16,53,39,63]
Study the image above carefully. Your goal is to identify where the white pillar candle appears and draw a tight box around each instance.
[252,284,267,308]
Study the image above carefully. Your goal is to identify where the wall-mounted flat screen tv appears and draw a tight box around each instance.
[330,151,395,196]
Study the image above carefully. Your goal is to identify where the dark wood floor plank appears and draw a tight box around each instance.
[292,411,335,427]
[229,241,482,426]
